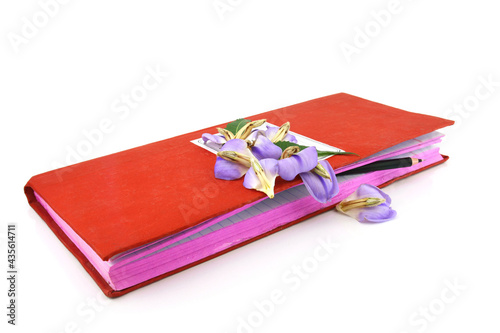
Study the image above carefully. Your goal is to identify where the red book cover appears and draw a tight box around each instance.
[24,93,454,297]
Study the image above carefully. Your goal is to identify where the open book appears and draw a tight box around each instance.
[25,93,453,297]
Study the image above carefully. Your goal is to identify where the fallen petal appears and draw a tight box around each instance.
[346,184,392,206]
[337,184,396,223]
[357,204,397,223]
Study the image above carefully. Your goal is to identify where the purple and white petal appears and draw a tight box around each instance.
[251,135,283,160]
[299,160,339,203]
[245,129,263,142]
[214,157,248,180]
[278,147,318,181]
[263,125,298,143]
[264,125,279,140]
[357,204,397,223]
[214,139,252,180]
[243,159,279,195]
[202,133,226,145]
[344,184,392,205]
[242,163,260,189]
[220,138,251,154]
[338,184,396,223]
[340,201,396,223]
[284,133,298,143]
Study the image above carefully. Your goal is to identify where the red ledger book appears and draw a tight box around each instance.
[24,93,454,297]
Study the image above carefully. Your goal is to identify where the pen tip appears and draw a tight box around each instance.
[418,159,423,163]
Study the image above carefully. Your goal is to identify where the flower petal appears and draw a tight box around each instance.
[278,146,318,181]
[264,125,278,140]
[337,184,396,223]
[245,129,262,141]
[284,133,298,143]
[299,160,339,203]
[214,157,248,180]
[214,139,252,180]
[243,159,279,195]
[242,163,259,188]
[251,135,283,160]
[202,133,226,145]
[357,204,397,223]
[220,138,250,154]
[346,184,392,205]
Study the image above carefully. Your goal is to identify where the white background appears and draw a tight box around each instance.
[1,1,499,332]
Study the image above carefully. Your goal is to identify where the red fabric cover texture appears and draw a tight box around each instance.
[24,93,454,296]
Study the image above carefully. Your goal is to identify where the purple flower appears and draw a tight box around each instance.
[202,121,281,161]
[214,139,279,198]
[336,184,397,223]
[203,119,267,146]
[211,124,339,203]
[277,146,339,203]
[214,136,282,181]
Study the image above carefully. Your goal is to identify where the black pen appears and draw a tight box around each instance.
[338,157,423,176]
